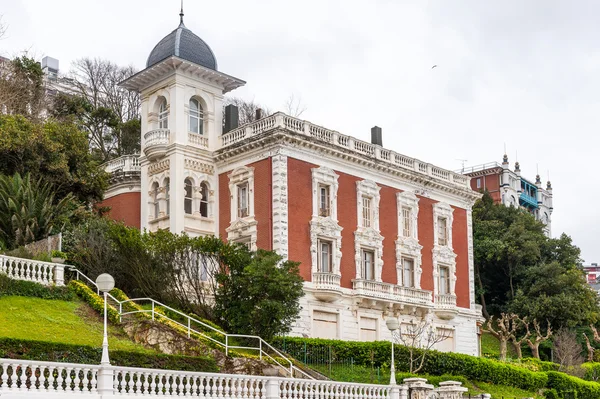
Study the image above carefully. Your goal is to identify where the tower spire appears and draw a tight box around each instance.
[179,0,185,26]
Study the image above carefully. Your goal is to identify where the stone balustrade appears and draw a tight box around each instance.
[143,128,170,160]
[188,132,209,149]
[312,272,342,290]
[435,294,457,308]
[0,359,479,399]
[220,113,470,190]
[352,279,432,307]
[103,155,141,174]
[0,254,64,286]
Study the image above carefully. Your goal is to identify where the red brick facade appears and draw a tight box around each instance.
[98,192,141,229]
[470,174,501,203]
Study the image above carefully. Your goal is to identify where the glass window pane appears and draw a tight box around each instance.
[190,116,199,133]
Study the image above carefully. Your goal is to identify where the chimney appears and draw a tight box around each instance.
[255,108,263,120]
[224,104,239,133]
[371,126,382,146]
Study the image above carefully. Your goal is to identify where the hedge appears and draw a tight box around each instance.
[273,337,547,391]
[583,363,600,382]
[68,280,120,324]
[0,337,218,372]
[0,274,74,300]
[546,371,600,398]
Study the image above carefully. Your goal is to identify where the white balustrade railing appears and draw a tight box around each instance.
[188,133,209,149]
[0,254,64,286]
[353,279,432,306]
[144,128,170,147]
[435,294,457,308]
[0,359,99,394]
[312,272,342,291]
[220,113,469,189]
[0,358,474,398]
[102,155,141,174]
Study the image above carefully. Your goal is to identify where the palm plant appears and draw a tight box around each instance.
[0,173,74,249]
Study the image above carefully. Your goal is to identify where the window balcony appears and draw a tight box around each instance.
[311,272,342,303]
[188,132,208,149]
[143,128,170,160]
[352,279,432,307]
[434,293,457,320]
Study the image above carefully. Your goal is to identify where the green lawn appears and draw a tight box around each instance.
[0,296,155,353]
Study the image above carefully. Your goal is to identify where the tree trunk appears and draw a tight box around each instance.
[530,343,540,359]
[512,341,523,359]
[499,339,508,361]
[475,264,490,319]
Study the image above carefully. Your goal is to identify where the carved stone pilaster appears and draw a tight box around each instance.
[272,152,289,260]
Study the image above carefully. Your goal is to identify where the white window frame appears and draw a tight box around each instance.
[188,98,203,135]
[184,178,194,215]
[361,248,376,280]
[400,257,415,288]
[438,264,451,295]
[354,180,383,282]
[396,192,423,288]
[237,183,249,218]
[476,178,481,189]
[432,202,457,296]
[199,182,209,217]
[310,167,342,276]
[317,239,333,273]
[437,217,448,246]
[318,184,331,217]
[158,100,168,129]
[226,166,257,251]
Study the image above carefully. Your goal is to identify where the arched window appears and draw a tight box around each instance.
[151,182,160,219]
[184,178,193,214]
[164,178,170,216]
[200,182,209,217]
[158,99,168,129]
[189,98,203,134]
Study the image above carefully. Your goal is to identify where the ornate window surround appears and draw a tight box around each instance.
[310,167,342,275]
[354,180,384,281]
[396,191,423,288]
[432,202,457,295]
[226,166,257,251]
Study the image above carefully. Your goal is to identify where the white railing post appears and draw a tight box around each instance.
[152,302,155,321]
[389,385,400,399]
[187,318,191,338]
[97,366,114,396]
[53,263,65,286]
[398,384,409,399]
[265,379,280,399]
[259,340,263,360]
[225,335,229,356]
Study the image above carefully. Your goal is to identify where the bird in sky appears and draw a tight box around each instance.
[431,65,438,69]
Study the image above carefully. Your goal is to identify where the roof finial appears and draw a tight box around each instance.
[179,0,185,26]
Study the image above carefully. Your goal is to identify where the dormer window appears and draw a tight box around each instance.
[189,98,203,134]
[158,100,168,129]
[319,184,330,217]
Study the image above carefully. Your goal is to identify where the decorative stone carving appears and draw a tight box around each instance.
[432,202,457,295]
[148,159,170,176]
[396,191,423,288]
[354,180,383,281]
[184,158,214,175]
[272,152,289,260]
[227,166,257,250]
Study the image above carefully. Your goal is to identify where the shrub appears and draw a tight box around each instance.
[0,273,74,300]
[543,388,559,398]
[51,250,67,259]
[273,337,548,391]
[582,362,600,382]
[0,337,218,372]
[546,371,600,398]
[68,280,120,324]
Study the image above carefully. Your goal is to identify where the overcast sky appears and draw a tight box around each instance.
[2,1,598,263]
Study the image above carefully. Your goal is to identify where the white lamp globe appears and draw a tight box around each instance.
[96,273,115,293]
[386,317,399,332]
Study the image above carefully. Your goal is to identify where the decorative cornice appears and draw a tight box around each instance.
[148,159,170,176]
[184,158,214,175]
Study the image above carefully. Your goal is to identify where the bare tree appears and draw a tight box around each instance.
[584,334,595,362]
[392,316,451,373]
[484,313,525,361]
[553,329,584,373]
[283,93,307,118]
[509,316,530,359]
[525,319,552,360]
[69,58,140,160]
[0,55,46,120]
[0,16,7,40]
[224,97,271,126]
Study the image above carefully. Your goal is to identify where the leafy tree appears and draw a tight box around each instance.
[0,55,46,120]
[214,249,304,340]
[0,114,107,203]
[0,173,75,248]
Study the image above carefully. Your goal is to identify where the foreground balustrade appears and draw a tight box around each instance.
[0,254,64,286]
[0,358,474,398]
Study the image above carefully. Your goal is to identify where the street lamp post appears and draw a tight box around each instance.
[96,273,115,366]
[386,316,400,385]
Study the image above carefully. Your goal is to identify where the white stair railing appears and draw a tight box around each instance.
[69,267,313,380]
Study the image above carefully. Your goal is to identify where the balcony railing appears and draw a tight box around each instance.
[144,128,170,160]
[352,279,432,306]
[188,132,209,149]
[220,113,470,189]
[312,272,342,290]
[102,155,141,174]
[435,294,457,308]
[520,192,538,209]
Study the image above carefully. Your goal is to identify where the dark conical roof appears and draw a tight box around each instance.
[146,20,218,70]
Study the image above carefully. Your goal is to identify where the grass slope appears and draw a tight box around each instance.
[0,296,155,353]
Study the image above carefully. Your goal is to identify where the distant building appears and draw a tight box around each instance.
[41,56,79,98]
[461,155,553,237]
[583,263,600,284]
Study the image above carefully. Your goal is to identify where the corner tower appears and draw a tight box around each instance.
[120,8,245,235]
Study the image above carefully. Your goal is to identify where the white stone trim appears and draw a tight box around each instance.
[432,202,457,295]
[226,166,257,250]
[466,207,476,310]
[354,180,384,281]
[272,153,289,260]
[396,191,423,288]
[310,167,343,275]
